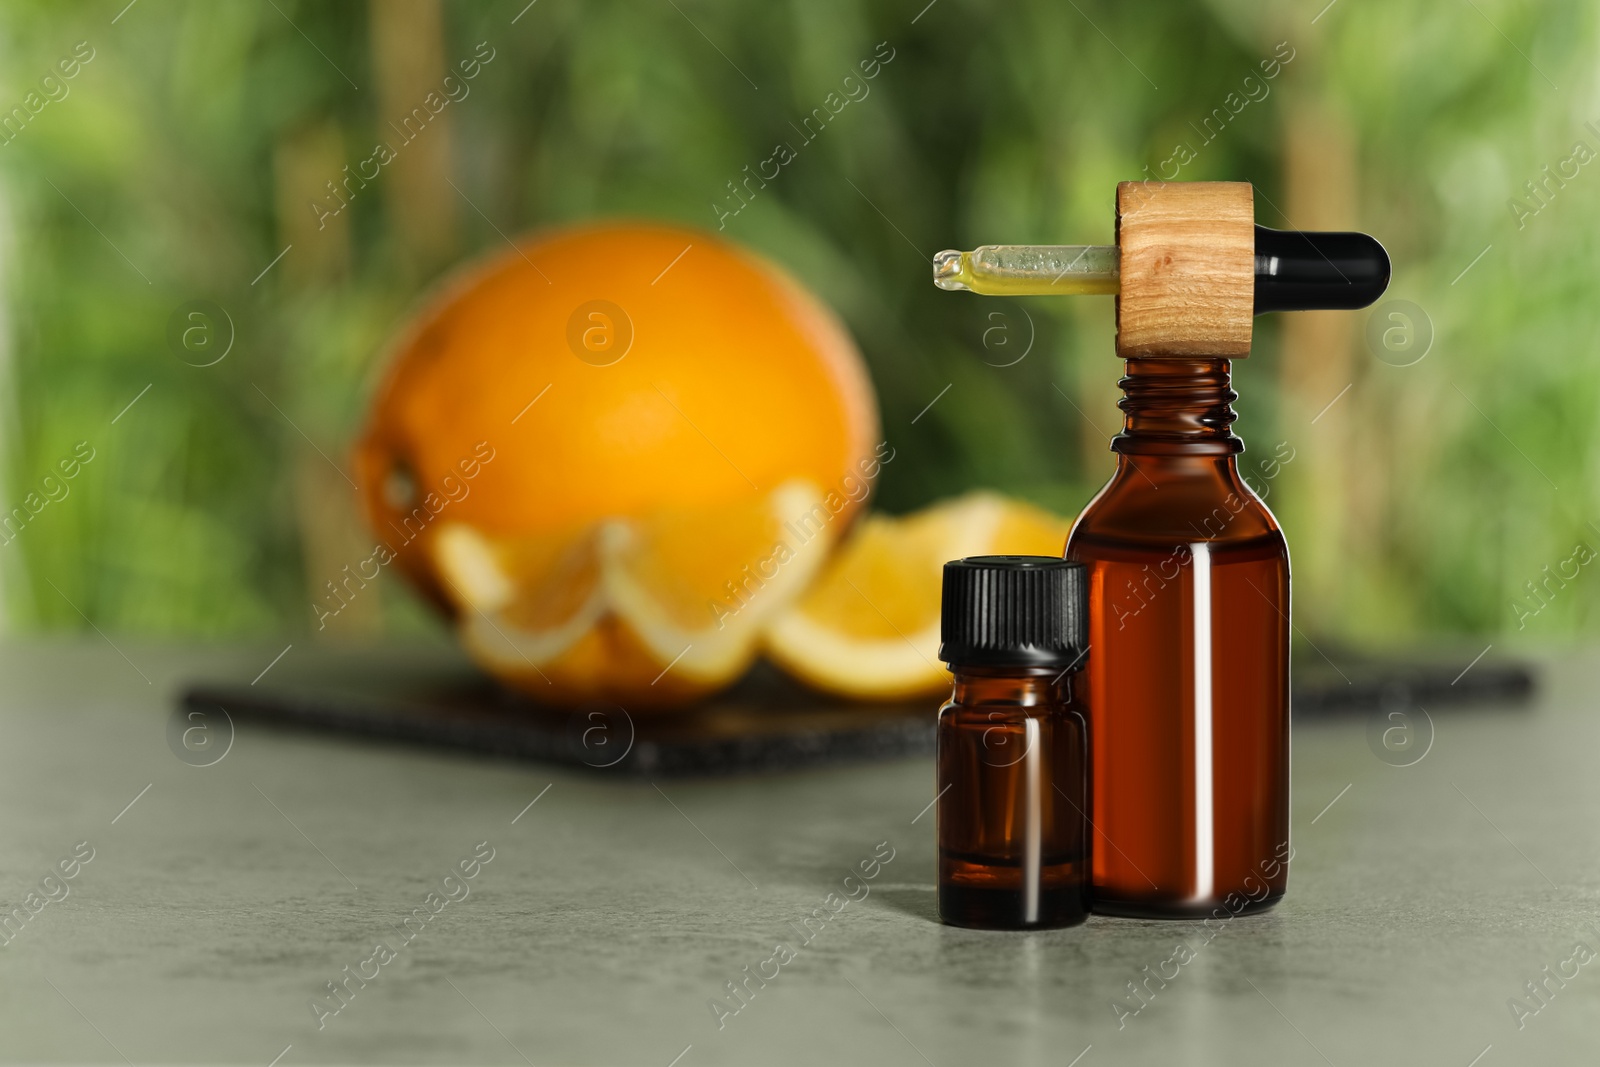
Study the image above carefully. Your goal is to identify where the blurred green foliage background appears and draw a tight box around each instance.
[0,0,1594,645]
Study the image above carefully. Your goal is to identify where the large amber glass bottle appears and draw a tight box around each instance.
[1065,357,1289,918]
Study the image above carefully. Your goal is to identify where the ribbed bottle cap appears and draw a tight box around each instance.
[939,555,1088,669]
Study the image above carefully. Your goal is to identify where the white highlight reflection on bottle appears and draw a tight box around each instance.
[1023,716,1042,923]
[1189,541,1215,904]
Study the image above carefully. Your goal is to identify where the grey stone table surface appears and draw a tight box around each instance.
[1,640,1597,1066]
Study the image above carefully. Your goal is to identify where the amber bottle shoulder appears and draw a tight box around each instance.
[1068,454,1284,554]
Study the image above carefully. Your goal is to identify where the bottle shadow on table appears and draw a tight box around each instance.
[869,884,940,924]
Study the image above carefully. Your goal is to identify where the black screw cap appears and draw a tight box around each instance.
[939,555,1088,670]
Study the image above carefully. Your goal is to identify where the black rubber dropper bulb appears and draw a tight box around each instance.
[1252,226,1391,314]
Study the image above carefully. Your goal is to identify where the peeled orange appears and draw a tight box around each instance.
[763,493,1073,702]
[353,221,879,705]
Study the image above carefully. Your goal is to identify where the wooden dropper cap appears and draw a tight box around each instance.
[1114,181,1255,359]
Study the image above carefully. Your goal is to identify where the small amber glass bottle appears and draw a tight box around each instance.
[936,555,1089,930]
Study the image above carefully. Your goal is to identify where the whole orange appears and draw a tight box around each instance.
[353,221,880,614]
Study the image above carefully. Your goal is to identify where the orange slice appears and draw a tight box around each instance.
[763,492,1072,701]
[432,481,835,708]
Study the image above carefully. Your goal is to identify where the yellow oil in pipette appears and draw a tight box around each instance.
[932,244,1119,297]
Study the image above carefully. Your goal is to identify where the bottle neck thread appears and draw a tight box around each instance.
[950,665,1075,707]
[1112,357,1242,456]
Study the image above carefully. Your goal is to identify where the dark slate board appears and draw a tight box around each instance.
[1289,648,1534,715]
[178,648,1533,778]
[181,659,934,778]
